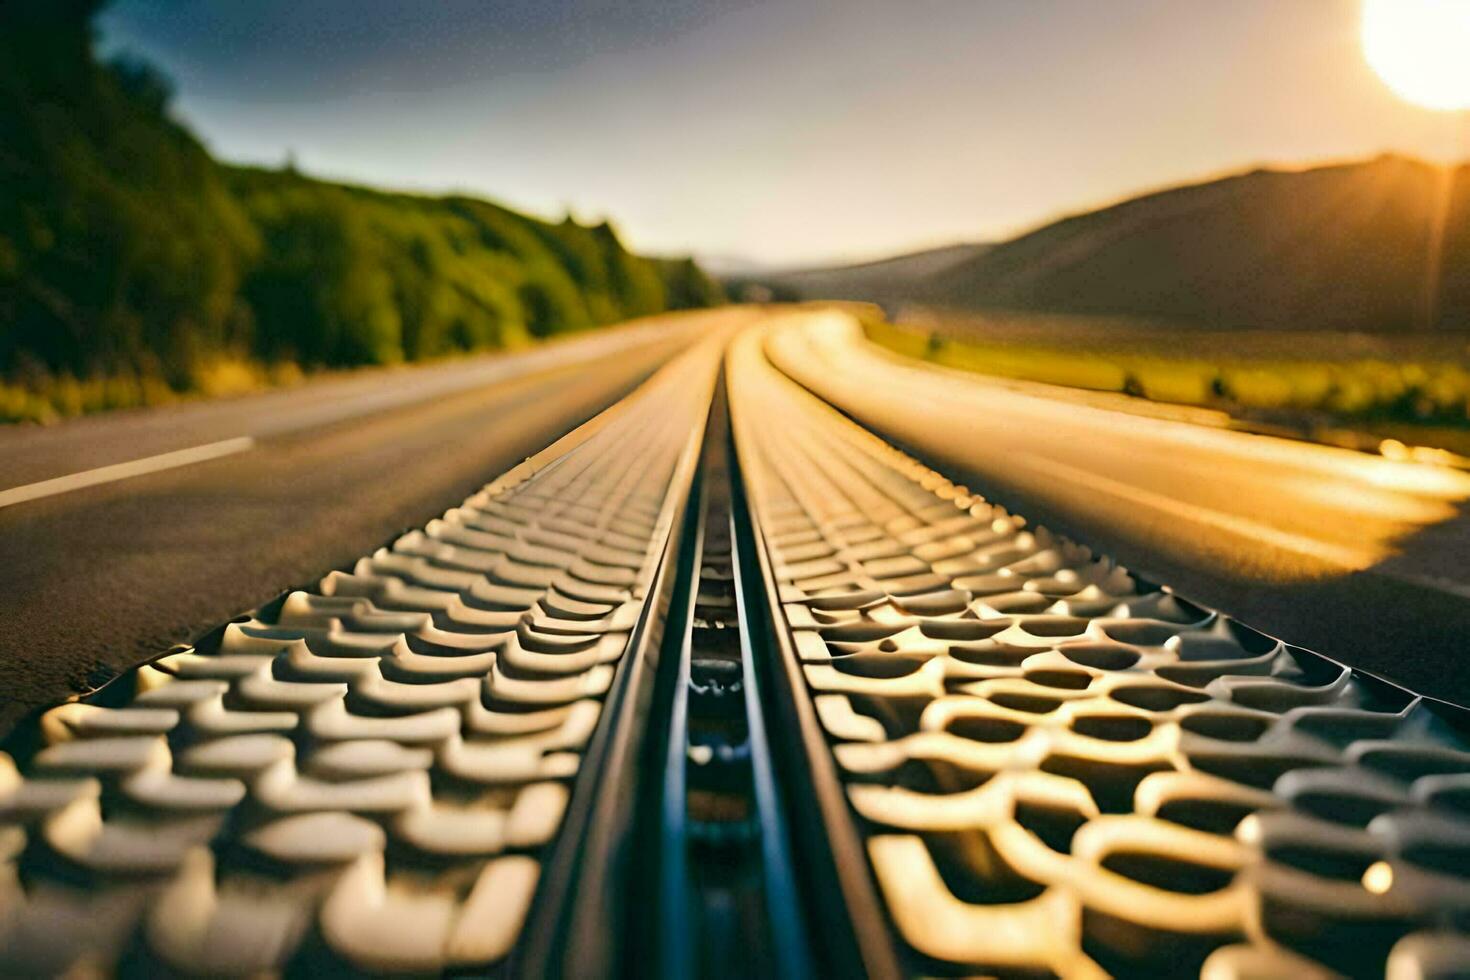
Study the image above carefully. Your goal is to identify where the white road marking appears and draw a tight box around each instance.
[0,317,690,513]
[0,437,255,509]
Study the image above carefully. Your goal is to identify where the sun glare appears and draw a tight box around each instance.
[1362,0,1470,111]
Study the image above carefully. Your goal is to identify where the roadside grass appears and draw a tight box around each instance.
[864,315,1470,457]
[0,317,605,426]
[0,358,308,425]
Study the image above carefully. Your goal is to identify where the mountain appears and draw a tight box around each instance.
[752,157,1470,333]
[0,0,720,416]
[724,243,990,306]
[930,156,1470,333]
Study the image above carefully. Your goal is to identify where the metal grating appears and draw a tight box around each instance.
[730,326,1470,978]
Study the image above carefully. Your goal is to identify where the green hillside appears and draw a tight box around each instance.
[0,1,721,422]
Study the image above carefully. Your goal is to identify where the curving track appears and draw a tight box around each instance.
[766,311,1470,705]
[730,322,1470,978]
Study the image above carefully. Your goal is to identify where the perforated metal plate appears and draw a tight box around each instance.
[7,316,1470,978]
[730,326,1470,978]
[0,338,722,976]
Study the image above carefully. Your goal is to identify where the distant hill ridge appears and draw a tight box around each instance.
[777,242,992,289]
[756,156,1470,333]
[723,243,990,307]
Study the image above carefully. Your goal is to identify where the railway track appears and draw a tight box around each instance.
[3,313,1470,977]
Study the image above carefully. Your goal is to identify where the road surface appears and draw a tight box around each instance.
[3,306,1469,978]
[765,310,1470,702]
[0,319,701,732]
[7,304,1470,721]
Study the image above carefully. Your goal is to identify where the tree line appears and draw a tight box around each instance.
[0,1,722,420]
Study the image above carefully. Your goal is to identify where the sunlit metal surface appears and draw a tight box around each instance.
[731,324,1470,977]
[4,308,1470,977]
[764,310,1470,719]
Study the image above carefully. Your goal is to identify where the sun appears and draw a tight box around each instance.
[1362,0,1470,111]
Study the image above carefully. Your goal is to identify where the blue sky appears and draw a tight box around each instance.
[100,0,1465,265]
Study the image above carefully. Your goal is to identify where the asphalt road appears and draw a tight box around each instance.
[0,321,699,733]
[10,303,1470,730]
[766,310,1470,704]
[0,316,697,495]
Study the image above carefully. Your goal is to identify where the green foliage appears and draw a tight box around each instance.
[0,1,259,387]
[0,1,721,421]
[865,319,1470,430]
[655,257,726,311]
